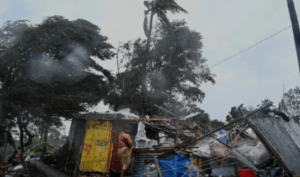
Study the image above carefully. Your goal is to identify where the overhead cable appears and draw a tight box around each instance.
[209,24,296,69]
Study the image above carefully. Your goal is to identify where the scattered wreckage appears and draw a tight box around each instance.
[1,102,300,177]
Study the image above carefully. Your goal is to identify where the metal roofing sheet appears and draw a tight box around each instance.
[247,117,300,175]
[68,118,87,162]
[73,113,123,120]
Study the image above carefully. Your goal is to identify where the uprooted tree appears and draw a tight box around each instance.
[0,16,114,165]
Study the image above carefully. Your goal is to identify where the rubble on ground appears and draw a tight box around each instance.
[1,103,299,177]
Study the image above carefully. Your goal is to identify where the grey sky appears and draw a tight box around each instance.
[1,0,300,124]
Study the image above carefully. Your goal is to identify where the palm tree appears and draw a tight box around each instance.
[143,0,188,50]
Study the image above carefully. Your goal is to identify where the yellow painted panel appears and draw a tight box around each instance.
[80,120,114,172]
[192,158,201,167]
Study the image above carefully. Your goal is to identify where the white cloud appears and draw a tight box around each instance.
[0,1,12,15]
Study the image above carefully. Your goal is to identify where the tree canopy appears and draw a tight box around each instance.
[106,20,215,117]
[283,86,300,117]
[143,0,187,49]
[0,16,114,128]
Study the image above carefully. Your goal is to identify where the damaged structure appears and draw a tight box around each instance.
[2,103,300,177]
[67,108,201,176]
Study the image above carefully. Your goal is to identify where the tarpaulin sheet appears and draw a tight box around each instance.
[80,120,114,172]
[157,153,198,177]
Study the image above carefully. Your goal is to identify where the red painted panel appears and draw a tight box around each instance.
[111,125,123,172]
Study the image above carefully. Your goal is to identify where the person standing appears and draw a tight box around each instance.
[118,124,134,177]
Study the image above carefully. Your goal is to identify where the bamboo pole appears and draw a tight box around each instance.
[189,153,193,177]
[154,157,163,177]
[175,120,179,145]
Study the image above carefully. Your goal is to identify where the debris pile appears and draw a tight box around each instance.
[1,103,300,177]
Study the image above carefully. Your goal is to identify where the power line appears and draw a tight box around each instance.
[209,24,294,69]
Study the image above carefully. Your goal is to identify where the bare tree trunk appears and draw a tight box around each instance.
[147,10,155,50]
[147,10,155,71]
[29,160,68,177]
[39,127,43,143]
[0,104,8,125]
[43,121,49,152]
[116,42,121,74]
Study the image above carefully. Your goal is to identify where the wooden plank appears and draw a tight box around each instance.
[157,137,194,159]
[155,157,163,177]
[135,146,172,150]
[120,118,171,121]
[133,149,170,153]
[176,120,179,145]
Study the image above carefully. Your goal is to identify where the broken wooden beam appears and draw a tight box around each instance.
[143,121,194,137]
[155,157,163,177]
[121,118,171,121]
[176,119,179,145]
[180,103,272,149]
[156,137,194,159]
[157,103,272,158]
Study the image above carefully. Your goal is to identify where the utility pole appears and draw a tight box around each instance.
[287,0,300,75]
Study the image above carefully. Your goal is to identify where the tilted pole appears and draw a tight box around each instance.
[287,0,300,75]
[182,103,272,148]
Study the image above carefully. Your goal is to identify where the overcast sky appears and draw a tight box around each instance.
[1,0,300,125]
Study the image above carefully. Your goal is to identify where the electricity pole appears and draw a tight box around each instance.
[287,0,300,74]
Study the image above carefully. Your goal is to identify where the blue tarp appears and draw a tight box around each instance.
[219,130,228,143]
[219,129,227,134]
[157,153,198,177]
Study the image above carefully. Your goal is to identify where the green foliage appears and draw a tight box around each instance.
[143,0,187,29]
[0,16,114,129]
[188,104,211,131]
[0,16,114,158]
[0,20,30,51]
[210,119,225,131]
[47,127,68,149]
[106,20,215,117]
[143,0,188,54]
[283,86,300,116]
[256,98,274,108]
[224,98,274,130]
[224,105,245,130]
[27,122,67,149]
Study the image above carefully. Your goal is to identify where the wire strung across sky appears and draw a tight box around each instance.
[208,23,297,69]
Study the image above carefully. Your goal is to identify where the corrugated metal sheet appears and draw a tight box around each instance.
[73,113,123,120]
[68,118,87,162]
[136,153,175,177]
[247,116,300,175]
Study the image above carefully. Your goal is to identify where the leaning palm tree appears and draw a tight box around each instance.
[143,0,188,49]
